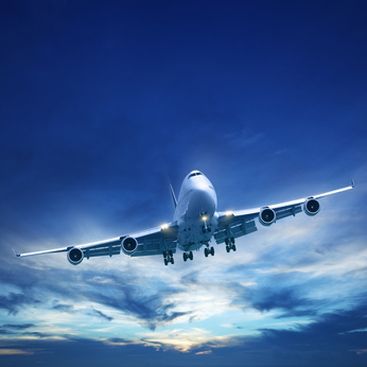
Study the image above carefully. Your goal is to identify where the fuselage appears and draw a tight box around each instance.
[174,170,218,251]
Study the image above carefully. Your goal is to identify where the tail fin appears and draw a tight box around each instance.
[169,183,177,209]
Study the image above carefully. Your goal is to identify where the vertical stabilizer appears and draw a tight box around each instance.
[169,183,177,209]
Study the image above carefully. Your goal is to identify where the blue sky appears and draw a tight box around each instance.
[0,1,367,366]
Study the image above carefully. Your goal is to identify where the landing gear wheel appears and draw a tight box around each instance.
[225,238,236,253]
[163,250,174,265]
[189,251,193,260]
[183,253,187,262]
[210,246,215,256]
[204,248,209,257]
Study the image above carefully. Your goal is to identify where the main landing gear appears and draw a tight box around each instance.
[204,246,215,257]
[225,238,236,253]
[183,251,194,262]
[163,250,174,266]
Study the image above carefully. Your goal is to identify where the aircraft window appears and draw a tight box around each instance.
[188,172,202,178]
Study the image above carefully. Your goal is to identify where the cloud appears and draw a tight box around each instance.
[2,323,34,330]
[243,286,315,317]
[88,308,113,322]
[195,349,212,355]
[84,281,187,330]
[351,348,367,355]
[224,129,265,150]
[140,328,233,352]
[0,292,40,315]
[52,303,73,312]
[0,348,33,356]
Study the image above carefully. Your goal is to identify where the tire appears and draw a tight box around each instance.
[183,253,187,262]
[232,244,237,252]
[204,248,209,257]
[189,251,193,260]
[170,257,174,264]
[210,247,215,256]
[226,246,230,253]
[164,259,168,266]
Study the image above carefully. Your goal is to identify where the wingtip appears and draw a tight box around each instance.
[12,248,21,257]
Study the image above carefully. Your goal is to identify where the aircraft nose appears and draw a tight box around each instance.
[188,187,216,218]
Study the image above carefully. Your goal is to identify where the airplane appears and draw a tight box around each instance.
[16,170,354,266]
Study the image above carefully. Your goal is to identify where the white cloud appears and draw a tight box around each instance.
[0,348,33,356]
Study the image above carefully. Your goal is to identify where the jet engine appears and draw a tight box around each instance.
[304,197,320,216]
[67,247,84,265]
[259,206,276,226]
[121,236,138,255]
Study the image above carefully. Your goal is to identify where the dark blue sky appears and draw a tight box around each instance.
[1,1,367,366]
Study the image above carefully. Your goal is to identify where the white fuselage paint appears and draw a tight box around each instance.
[173,170,218,252]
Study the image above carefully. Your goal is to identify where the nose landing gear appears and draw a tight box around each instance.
[225,238,236,253]
[163,250,174,266]
[202,224,212,233]
[201,212,212,233]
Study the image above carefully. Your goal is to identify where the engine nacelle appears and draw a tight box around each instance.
[121,236,138,255]
[259,206,276,226]
[67,247,84,265]
[304,197,320,216]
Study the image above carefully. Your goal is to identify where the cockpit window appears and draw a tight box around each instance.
[188,172,202,178]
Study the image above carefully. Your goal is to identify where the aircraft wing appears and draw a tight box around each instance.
[16,223,178,263]
[214,183,354,244]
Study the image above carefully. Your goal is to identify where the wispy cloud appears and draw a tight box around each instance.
[0,348,33,356]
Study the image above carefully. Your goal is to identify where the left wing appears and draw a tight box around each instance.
[214,183,354,244]
[16,223,178,264]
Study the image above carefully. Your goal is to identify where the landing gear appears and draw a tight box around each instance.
[225,238,236,253]
[183,251,194,262]
[202,225,212,233]
[204,246,215,257]
[163,250,174,265]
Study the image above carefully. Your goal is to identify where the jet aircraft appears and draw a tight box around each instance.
[16,170,354,266]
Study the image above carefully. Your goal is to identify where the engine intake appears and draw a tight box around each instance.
[67,247,84,265]
[259,206,276,226]
[304,198,320,216]
[121,236,138,255]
